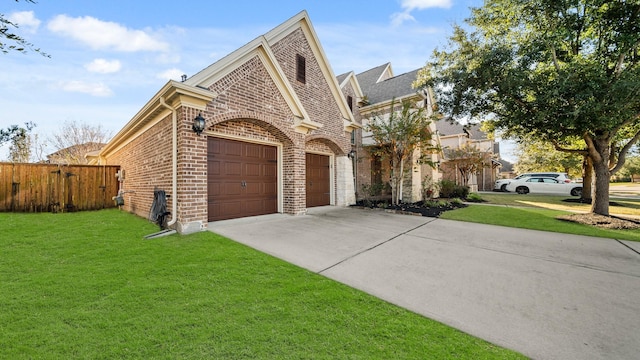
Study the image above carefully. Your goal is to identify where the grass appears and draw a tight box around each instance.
[0,209,524,359]
[441,193,640,241]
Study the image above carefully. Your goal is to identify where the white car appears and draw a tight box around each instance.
[505,176,583,196]
[494,172,570,192]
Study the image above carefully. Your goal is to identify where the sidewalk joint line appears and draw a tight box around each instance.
[317,218,437,274]
[616,239,640,256]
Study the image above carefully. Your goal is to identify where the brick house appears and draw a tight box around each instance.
[437,121,500,192]
[338,63,441,202]
[93,11,360,233]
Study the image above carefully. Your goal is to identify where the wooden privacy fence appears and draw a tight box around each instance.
[0,162,120,212]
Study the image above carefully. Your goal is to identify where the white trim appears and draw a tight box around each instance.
[207,132,284,214]
[305,150,335,206]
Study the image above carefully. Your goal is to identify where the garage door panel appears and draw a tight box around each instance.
[306,153,330,208]
[208,137,278,222]
[225,142,242,156]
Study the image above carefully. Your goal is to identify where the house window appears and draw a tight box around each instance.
[296,54,306,83]
[350,130,356,145]
[347,95,353,112]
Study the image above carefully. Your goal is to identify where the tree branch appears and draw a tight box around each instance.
[611,125,640,174]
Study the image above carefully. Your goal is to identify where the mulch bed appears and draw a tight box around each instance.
[351,200,467,218]
[557,213,640,230]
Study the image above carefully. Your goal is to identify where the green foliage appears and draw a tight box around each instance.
[466,192,484,202]
[444,143,491,186]
[438,179,470,199]
[514,138,583,178]
[1,122,35,162]
[416,0,640,215]
[620,156,640,179]
[366,98,438,205]
[0,210,524,359]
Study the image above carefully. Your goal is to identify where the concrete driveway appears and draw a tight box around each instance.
[209,207,640,360]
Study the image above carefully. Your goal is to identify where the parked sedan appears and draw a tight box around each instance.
[505,176,583,196]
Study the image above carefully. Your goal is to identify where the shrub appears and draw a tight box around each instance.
[466,192,483,202]
[438,180,470,199]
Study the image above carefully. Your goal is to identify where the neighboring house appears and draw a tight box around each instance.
[92,11,360,233]
[437,121,500,191]
[47,142,107,164]
[339,63,440,202]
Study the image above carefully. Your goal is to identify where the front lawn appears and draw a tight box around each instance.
[442,196,640,241]
[0,210,524,359]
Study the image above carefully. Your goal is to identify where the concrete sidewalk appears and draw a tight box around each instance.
[209,206,640,360]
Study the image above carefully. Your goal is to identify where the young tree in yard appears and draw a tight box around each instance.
[366,99,438,205]
[1,122,35,162]
[444,143,489,187]
[48,120,111,164]
[415,0,640,216]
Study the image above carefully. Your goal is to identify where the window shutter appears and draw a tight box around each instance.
[296,54,306,83]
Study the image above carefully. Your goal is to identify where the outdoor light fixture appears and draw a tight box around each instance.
[348,150,356,159]
[192,113,206,135]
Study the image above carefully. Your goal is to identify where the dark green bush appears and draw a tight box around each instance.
[438,180,470,199]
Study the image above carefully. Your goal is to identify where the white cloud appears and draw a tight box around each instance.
[401,0,453,10]
[85,59,122,73]
[48,15,169,52]
[156,68,185,81]
[58,80,113,97]
[7,11,41,33]
[393,0,453,26]
[391,12,416,27]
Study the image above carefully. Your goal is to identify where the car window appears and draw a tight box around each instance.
[542,178,558,183]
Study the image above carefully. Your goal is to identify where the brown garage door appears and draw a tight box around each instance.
[306,153,330,207]
[208,137,277,221]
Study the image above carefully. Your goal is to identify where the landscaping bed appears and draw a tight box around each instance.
[352,199,468,217]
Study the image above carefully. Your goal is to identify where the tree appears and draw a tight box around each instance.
[48,121,111,164]
[1,0,49,57]
[444,143,489,187]
[416,0,640,216]
[366,99,438,205]
[620,155,640,181]
[514,138,583,178]
[2,122,34,162]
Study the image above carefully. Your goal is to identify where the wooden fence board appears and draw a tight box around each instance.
[0,163,120,212]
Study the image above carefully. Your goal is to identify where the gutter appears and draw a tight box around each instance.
[159,96,178,227]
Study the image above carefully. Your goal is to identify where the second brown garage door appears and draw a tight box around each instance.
[306,153,330,207]
[208,138,277,221]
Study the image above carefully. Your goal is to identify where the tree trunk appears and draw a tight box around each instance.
[398,156,404,204]
[591,158,610,215]
[590,137,611,216]
[581,155,593,202]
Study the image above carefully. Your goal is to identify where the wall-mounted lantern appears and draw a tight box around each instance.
[192,113,206,136]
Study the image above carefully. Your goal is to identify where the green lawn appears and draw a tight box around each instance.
[0,210,524,359]
[441,193,640,241]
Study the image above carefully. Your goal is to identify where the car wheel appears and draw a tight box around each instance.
[500,184,508,192]
[570,187,582,196]
[516,186,529,194]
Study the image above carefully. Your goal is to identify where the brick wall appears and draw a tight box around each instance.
[106,114,174,221]
[105,24,355,232]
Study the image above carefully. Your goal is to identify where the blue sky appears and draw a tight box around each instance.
[1,0,496,159]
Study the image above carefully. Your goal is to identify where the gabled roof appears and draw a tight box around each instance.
[336,71,364,101]
[185,10,356,131]
[356,63,393,92]
[358,68,421,105]
[436,120,489,140]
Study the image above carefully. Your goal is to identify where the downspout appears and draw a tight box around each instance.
[159,96,178,227]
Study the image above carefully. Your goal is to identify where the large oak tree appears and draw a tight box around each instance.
[416,0,640,215]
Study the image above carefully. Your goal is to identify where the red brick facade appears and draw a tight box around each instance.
[97,12,358,233]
